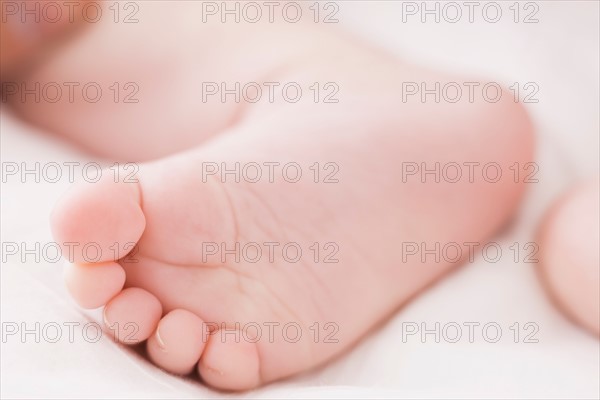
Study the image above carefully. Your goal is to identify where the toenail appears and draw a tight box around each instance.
[102,307,111,327]
[154,323,166,350]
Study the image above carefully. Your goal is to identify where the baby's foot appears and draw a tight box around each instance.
[51,61,533,389]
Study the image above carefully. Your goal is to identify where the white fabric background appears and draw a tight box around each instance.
[1,1,599,398]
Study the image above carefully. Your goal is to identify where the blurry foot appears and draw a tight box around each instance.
[537,178,600,337]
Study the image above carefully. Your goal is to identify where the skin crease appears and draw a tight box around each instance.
[2,1,556,392]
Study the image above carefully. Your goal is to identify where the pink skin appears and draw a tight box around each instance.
[537,179,600,337]
[147,309,209,376]
[11,2,537,391]
[103,287,163,344]
[63,261,125,309]
[48,94,533,390]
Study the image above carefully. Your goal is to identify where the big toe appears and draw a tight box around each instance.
[51,171,146,263]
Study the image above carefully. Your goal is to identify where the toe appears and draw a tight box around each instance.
[147,309,208,375]
[51,173,145,263]
[64,261,125,309]
[198,329,261,391]
[104,287,162,345]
